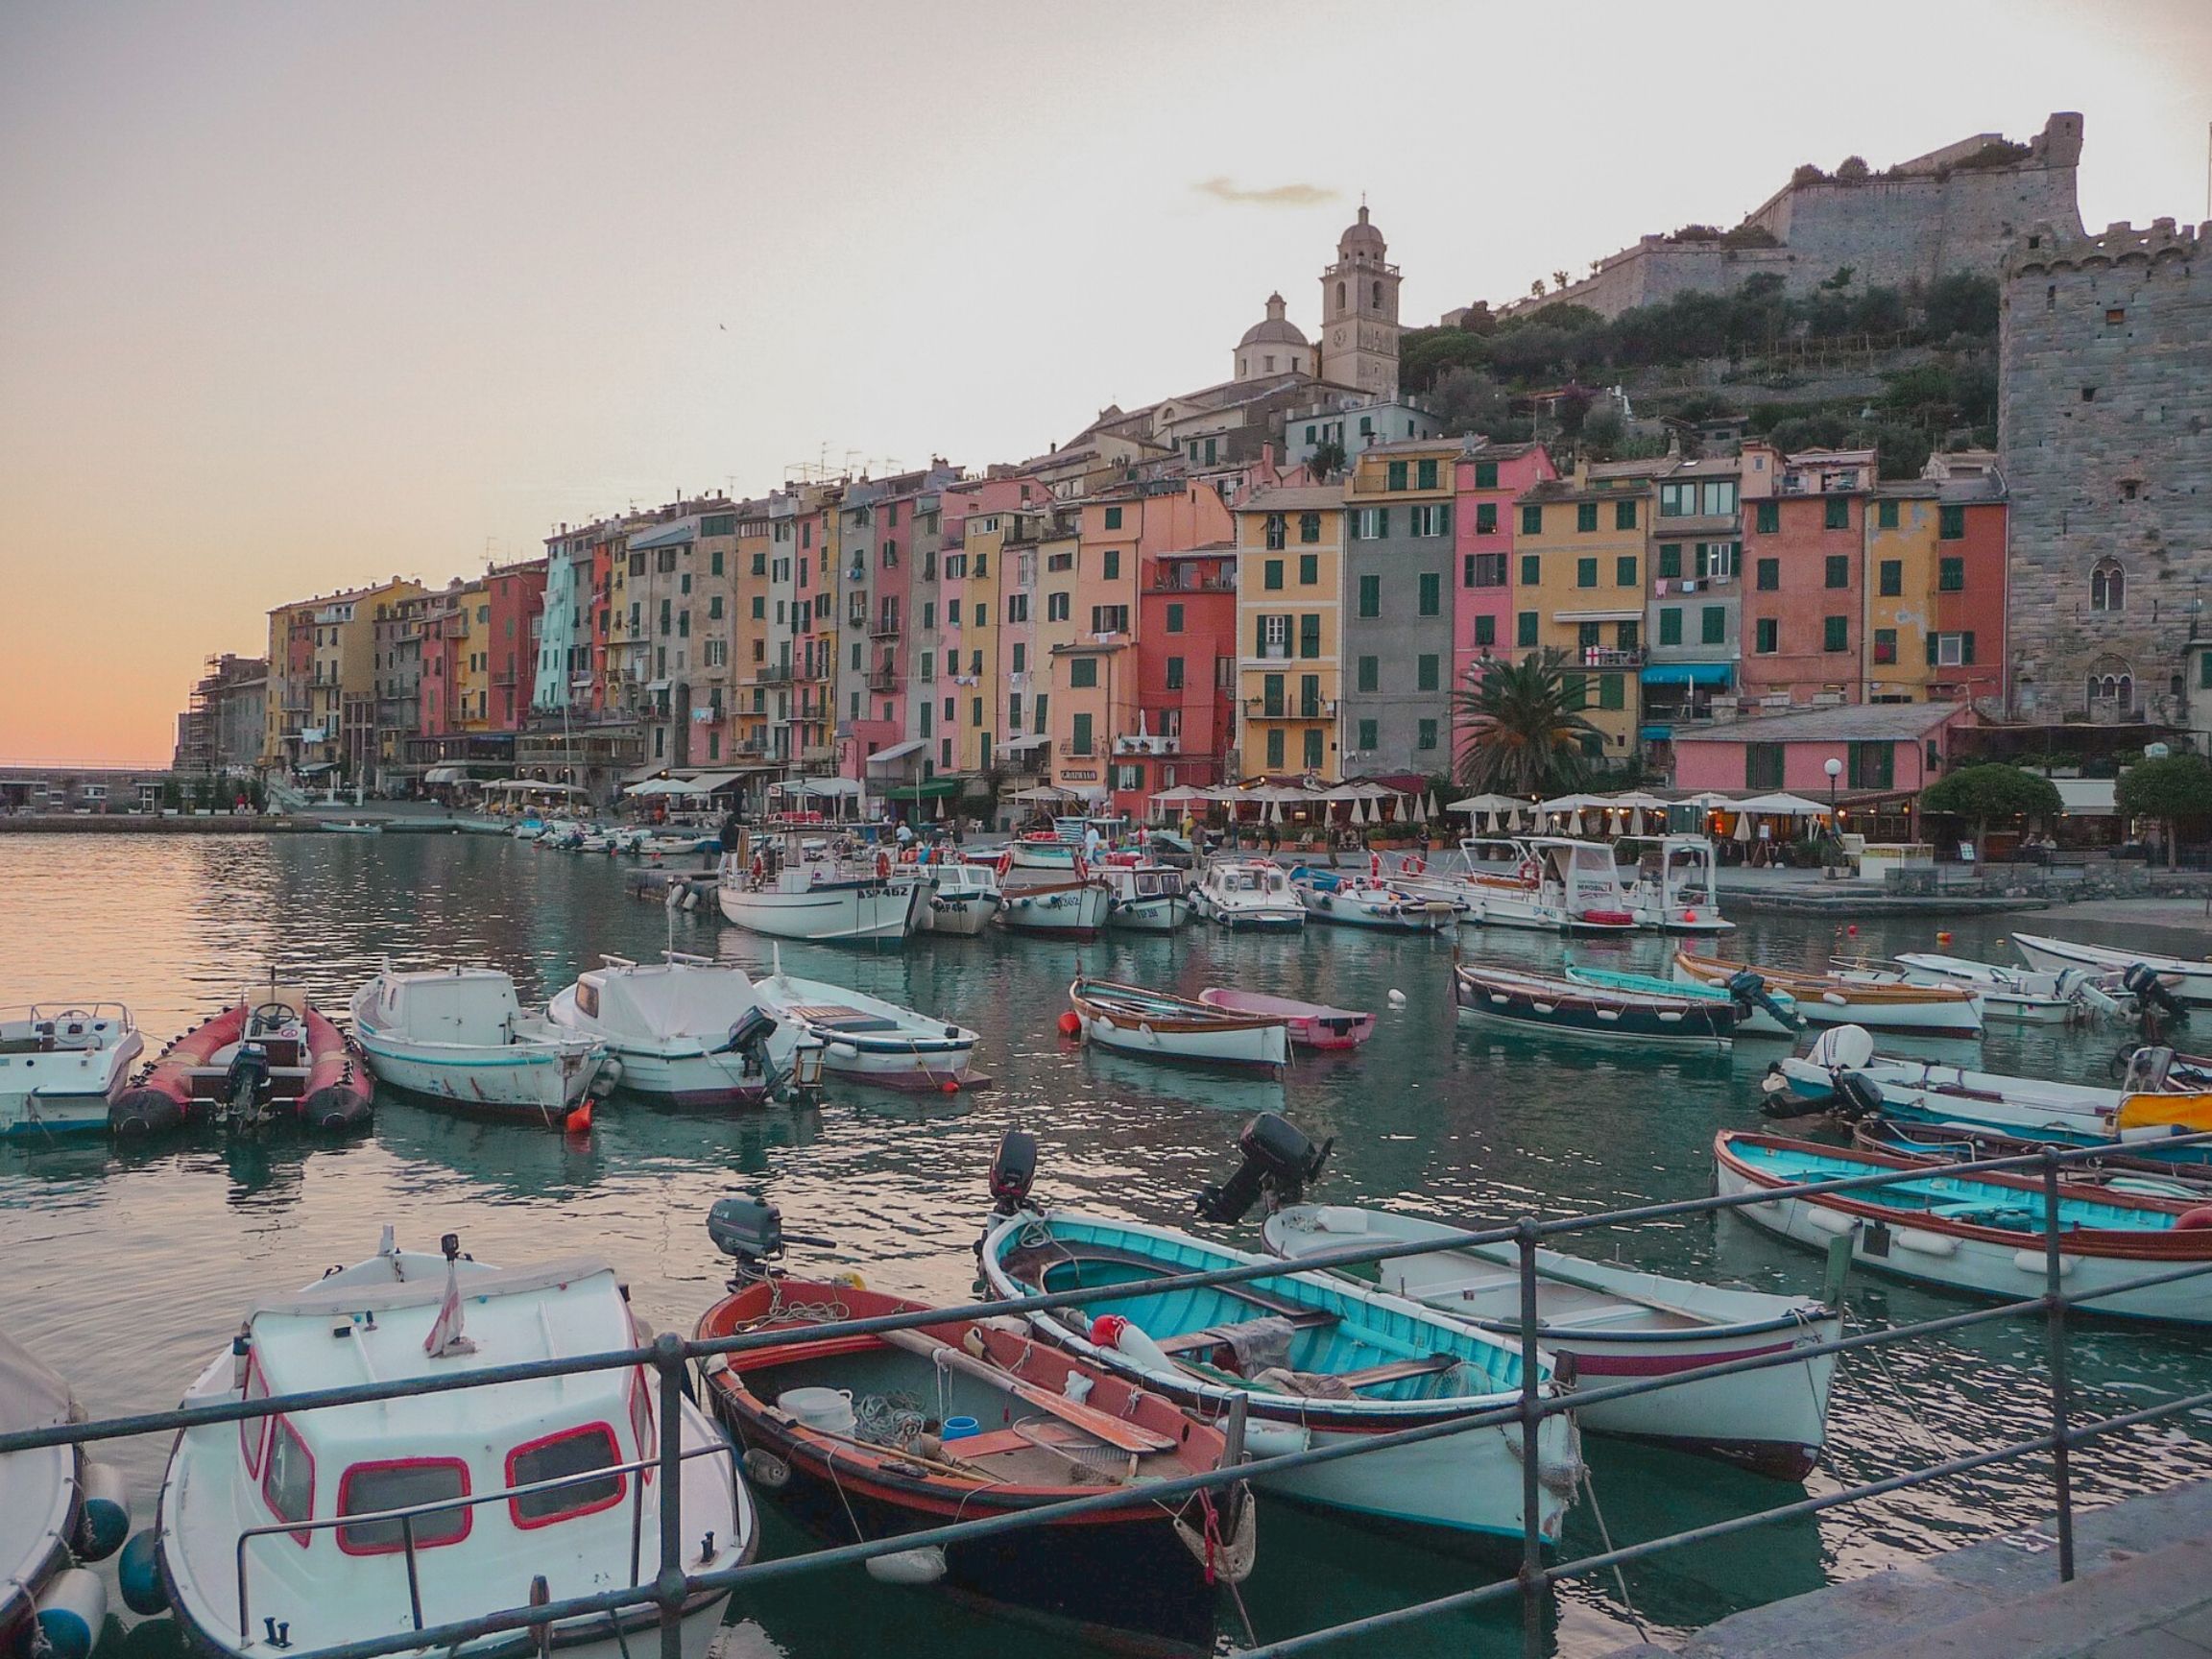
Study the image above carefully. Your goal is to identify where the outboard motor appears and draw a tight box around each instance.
[2122,1045,2176,1097]
[708,1195,830,1286]
[1724,970,1802,1032]
[2125,964,2185,1025]
[1195,1113,1333,1225]
[713,1006,781,1079]
[1830,1070,1887,1123]
[222,1042,271,1122]
[987,1128,1038,1216]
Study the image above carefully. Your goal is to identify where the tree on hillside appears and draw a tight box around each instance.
[1429,369,1526,441]
[1307,440,1347,482]
[1922,272,2000,339]
[1580,405,1626,461]
[1452,650,1601,798]
[1919,763,2063,862]
[2116,755,2212,867]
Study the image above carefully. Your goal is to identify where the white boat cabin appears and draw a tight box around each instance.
[361,969,529,1046]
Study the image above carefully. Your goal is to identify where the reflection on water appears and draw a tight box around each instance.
[5,833,2212,1657]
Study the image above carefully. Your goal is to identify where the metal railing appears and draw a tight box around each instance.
[10,1137,2212,1659]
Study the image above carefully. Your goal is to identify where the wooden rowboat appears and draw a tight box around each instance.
[1068,977,1288,1070]
[1455,959,1735,1051]
[1673,950,1984,1036]
[1197,989,1373,1050]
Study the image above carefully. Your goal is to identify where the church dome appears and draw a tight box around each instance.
[1338,204,1386,258]
[1238,292,1308,349]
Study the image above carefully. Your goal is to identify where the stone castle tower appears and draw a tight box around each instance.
[1319,206,1401,397]
[2002,217,2212,729]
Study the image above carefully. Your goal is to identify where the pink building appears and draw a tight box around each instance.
[1452,441,1554,702]
[1671,701,1975,796]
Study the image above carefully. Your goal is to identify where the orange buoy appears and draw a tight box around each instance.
[565,1100,594,1135]
[940,1078,960,1095]
[1683,909,1698,925]
[1846,925,1859,936]
[1936,930,1954,947]
[2178,1206,2212,1231]
[1057,1010,1082,1037]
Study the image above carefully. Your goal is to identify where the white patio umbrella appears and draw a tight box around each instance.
[1413,793,1430,826]
[1733,792,1829,817]
[934,795,946,820]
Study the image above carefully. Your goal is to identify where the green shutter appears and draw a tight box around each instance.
[1939,505,1965,540]
[1517,612,1538,647]
[1375,508,1389,538]
[1357,656,1378,692]
[1419,572,1440,615]
[1702,606,1726,645]
[1658,544,1682,579]
[1521,504,1543,537]
[1476,461,1498,490]
[1960,632,1976,664]
[1878,499,1899,529]
[1616,555,1637,587]
[1576,501,1598,533]
[1264,560,1283,590]
[1615,499,1637,530]
[1387,461,1407,491]
[1576,557,1598,588]
[1417,655,1438,691]
[1520,554,1540,587]
[1358,574,1381,617]
[1300,614,1321,658]
[1755,500,1778,534]
[1417,459,1437,489]
[1659,608,1682,645]
[1824,615,1848,652]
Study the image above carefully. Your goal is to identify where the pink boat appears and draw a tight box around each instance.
[1197,988,1374,1051]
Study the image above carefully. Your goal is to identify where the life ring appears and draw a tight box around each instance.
[996,850,1014,879]
[1517,858,1540,884]
[875,850,892,880]
[900,847,918,864]
[1071,853,1089,881]
[1368,852,1382,880]
[1406,856,1426,876]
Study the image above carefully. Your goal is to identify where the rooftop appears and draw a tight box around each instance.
[1240,485,1346,512]
[1673,701,1968,745]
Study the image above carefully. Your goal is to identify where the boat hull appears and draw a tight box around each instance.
[1674,953,1983,1036]
[716,880,919,944]
[998,882,1113,939]
[916,889,1000,936]
[1196,990,1372,1051]
[1454,966,1733,1051]
[1294,888,1451,931]
[353,1034,601,1118]
[0,1020,142,1139]
[1106,895,1190,932]
[2013,933,2212,1007]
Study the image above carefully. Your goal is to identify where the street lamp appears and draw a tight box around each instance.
[1823,756,1843,879]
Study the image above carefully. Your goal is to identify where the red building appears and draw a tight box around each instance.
[1930,479,2009,715]
[1452,440,1554,704]
[1121,542,1238,820]
[485,560,545,731]
[1740,448,1874,706]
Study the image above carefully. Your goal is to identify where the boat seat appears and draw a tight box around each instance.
[1334,1355,1458,1389]
[943,1428,1039,1459]
[1154,1310,1337,1357]
[787,1005,901,1033]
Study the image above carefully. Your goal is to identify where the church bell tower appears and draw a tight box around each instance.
[1319,204,1402,399]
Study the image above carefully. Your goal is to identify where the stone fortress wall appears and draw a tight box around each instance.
[2002,216,2212,727]
[1502,114,2085,321]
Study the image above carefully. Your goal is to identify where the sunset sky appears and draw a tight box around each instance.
[4,1,2209,764]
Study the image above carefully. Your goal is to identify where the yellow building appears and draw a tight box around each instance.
[947,510,1009,775]
[1511,477,1647,762]
[268,577,424,779]
[1863,484,1941,701]
[1232,484,1346,776]
[733,500,774,756]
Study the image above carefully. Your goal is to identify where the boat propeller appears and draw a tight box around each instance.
[1195,1113,1332,1225]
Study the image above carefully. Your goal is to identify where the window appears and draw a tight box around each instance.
[1302,728,1324,770]
[1930,632,1977,668]
[1165,602,1185,634]
[1658,608,1682,646]
[1519,554,1540,588]
[1598,674,1624,711]
[1011,642,1026,673]
[920,651,935,682]
[1616,555,1637,588]
[1299,511,1321,543]
[1576,502,1599,533]
[1701,606,1726,646]
[1264,560,1284,590]
[1657,543,1683,580]
[263,1418,315,1544]
[2091,562,2125,612]
[1417,655,1438,691]
[1409,504,1447,537]
[1357,656,1379,692]
[1754,617,1778,654]
[1069,657,1098,688]
[1259,614,1289,657]
[1071,714,1097,754]
[1264,514,1286,550]
[1618,620,1639,650]
[1418,572,1440,615]
[1476,502,1498,535]
[1475,461,1499,490]
[1417,459,1439,490]
[1873,628,1897,664]
[1046,593,1069,623]
[1563,671,1588,708]
[1265,729,1285,769]
[1745,743,1785,790]
[1520,504,1543,537]
[2200,654,2212,690]
[1474,614,1496,646]
[1877,499,1899,530]
[1358,575,1381,617]
[1298,553,1319,586]
[1358,718,1379,751]
[1874,559,1901,598]
[1847,742,1895,791]
[1165,656,1185,690]
[1466,552,1506,588]
[1614,499,1638,531]
[1101,549,1120,581]
[1576,557,1598,589]
[1825,555,1849,589]
[339,1460,471,1554]
[1754,500,1779,535]
[1415,717,1438,752]
[1823,615,1849,653]
[1352,507,1388,539]
[1938,557,1964,592]
[1103,506,1123,530]
[1824,497,1849,531]
[1938,505,1965,541]
[1754,558,1779,591]
[1299,613,1321,658]
[1387,461,1408,491]
[1659,482,1696,518]
[972,697,984,728]
[1517,612,1538,647]
[1575,622,1599,652]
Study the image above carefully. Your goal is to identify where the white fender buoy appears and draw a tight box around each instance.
[30,1567,108,1659]
[1386,988,1407,1007]
[75,1457,132,1561]
[866,1546,948,1585]
[1242,1419,1310,1458]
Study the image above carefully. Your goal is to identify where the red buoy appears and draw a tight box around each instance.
[565,1100,593,1136]
[2177,1206,2212,1231]
[940,1078,960,1095]
[1846,925,1859,936]
[1057,1010,1082,1037]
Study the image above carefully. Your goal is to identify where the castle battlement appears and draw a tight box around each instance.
[2013,217,2210,275]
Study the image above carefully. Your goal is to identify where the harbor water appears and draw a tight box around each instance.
[8,831,2212,1658]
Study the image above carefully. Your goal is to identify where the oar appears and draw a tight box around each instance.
[875,1326,1174,1454]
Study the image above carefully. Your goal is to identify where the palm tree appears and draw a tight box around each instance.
[1452,649,1602,797]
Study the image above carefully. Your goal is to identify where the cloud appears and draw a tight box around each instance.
[1193,177,1340,208]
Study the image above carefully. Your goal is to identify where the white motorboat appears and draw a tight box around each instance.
[1394,838,1638,933]
[1264,1205,1839,1479]
[152,1233,755,1659]
[913,860,1002,936]
[1069,977,1289,1070]
[754,952,988,1091]
[1097,859,1192,931]
[979,1206,1579,1544]
[1190,859,1305,931]
[546,953,821,1107]
[2012,932,2212,1008]
[995,876,1114,939]
[1622,836,1734,934]
[716,838,920,945]
[1891,951,2129,1023]
[1,1332,131,1659]
[1288,865,1453,931]
[1673,950,1984,1036]
[349,968,610,1126]
[0,1003,144,1138]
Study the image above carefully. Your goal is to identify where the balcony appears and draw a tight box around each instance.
[869,618,902,638]
[1057,739,1097,757]
[1577,647,1646,668]
[1114,732,1181,756]
[754,665,793,685]
[867,669,899,692]
[1242,698,1336,721]
[1653,571,1733,594]
[1145,572,1235,595]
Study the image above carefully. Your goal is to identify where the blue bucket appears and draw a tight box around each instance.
[941,1415,980,1441]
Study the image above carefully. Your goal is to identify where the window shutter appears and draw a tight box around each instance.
[1960,632,1976,664]
[1926,635,1939,666]
[1437,503,1452,535]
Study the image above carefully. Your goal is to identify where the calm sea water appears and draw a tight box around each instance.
[8,832,2212,1659]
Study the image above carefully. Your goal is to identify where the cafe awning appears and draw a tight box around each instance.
[865,739,927,766]
[1641,663,1734,686]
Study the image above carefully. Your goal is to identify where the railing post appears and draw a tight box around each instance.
[2041,1149,2076,1582]
[1516,1216,1545,1659]
[655,1332,687,1659]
